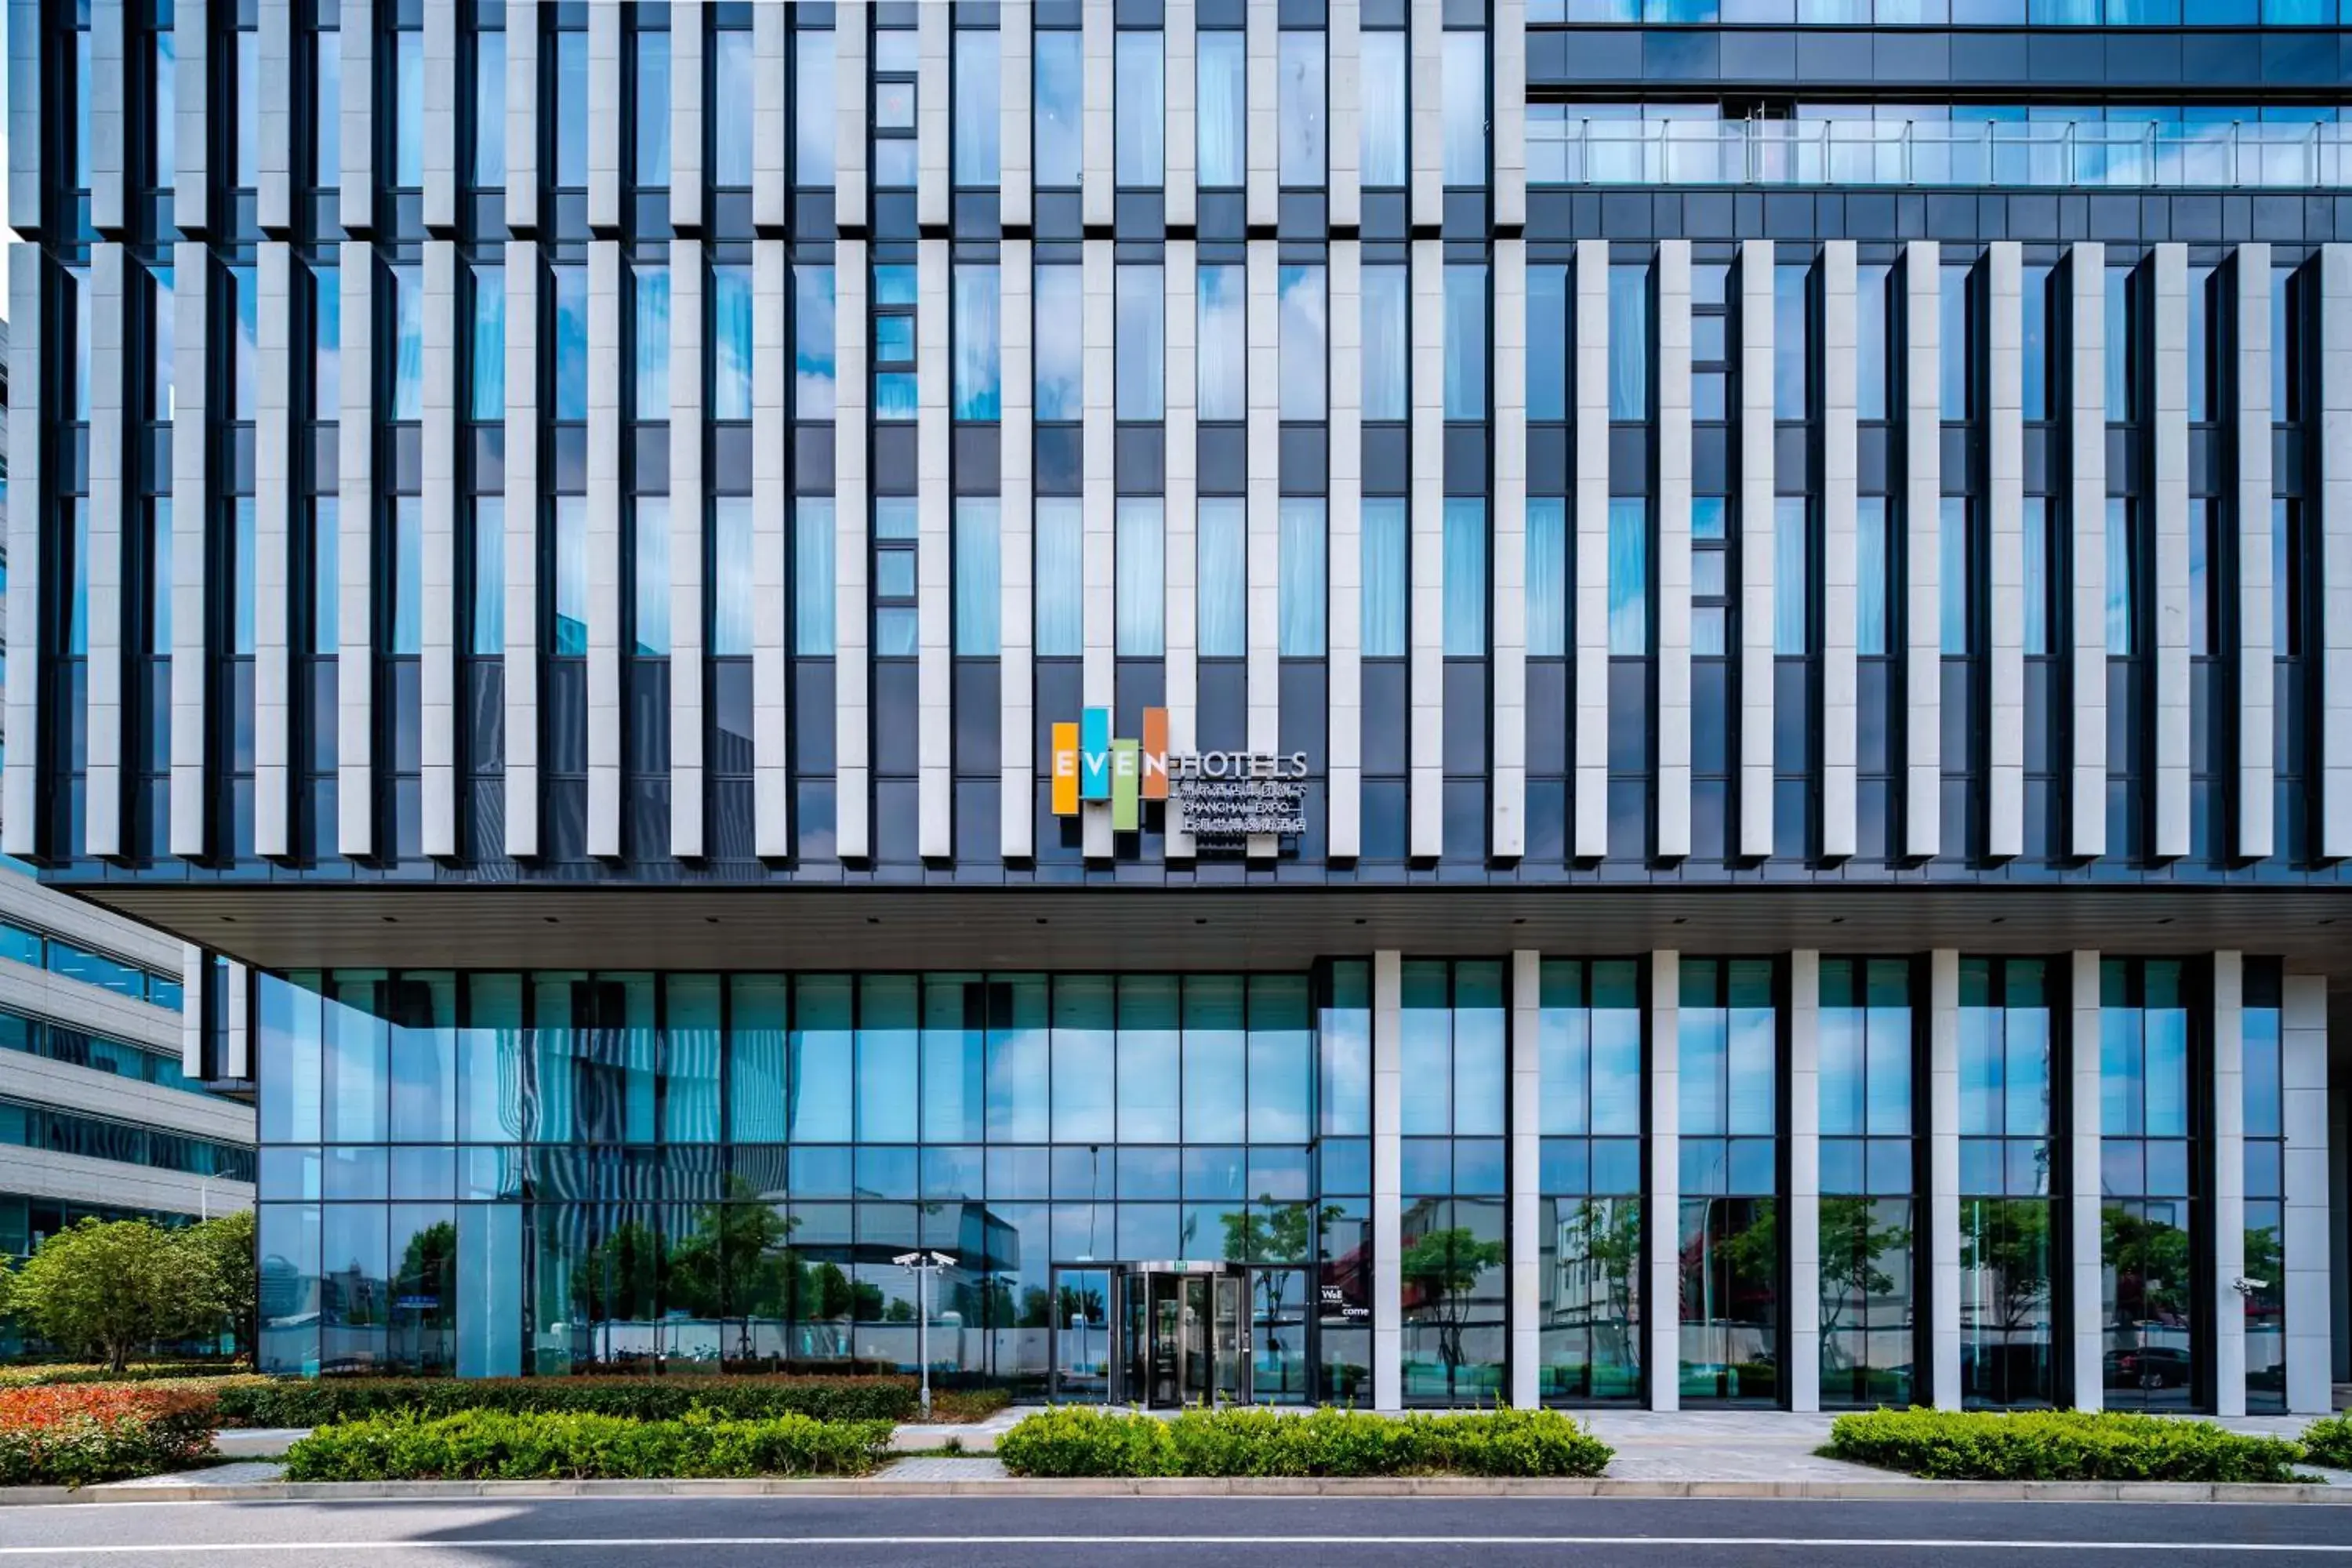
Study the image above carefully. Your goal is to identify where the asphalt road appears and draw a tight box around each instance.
[5,1496,2352,1566]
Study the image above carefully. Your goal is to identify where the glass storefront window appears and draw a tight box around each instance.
[1538,959,1644,1404]
[1817,958,1915,1409]
[2100,958,2201,1412]
[1958,957,2059,1409]
[1678,957,1780,1405]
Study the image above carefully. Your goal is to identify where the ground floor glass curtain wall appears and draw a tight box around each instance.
[243,951,2296,1411]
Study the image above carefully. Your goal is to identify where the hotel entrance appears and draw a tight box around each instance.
[1052,1261,1250,1407]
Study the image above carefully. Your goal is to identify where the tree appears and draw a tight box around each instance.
[0,1253,16,1325]
[1960,1200,2053,1340]
[1220,1199,1348,1351]
[1398,1224,1506,1378]
[2103,1204,2194,1325]
[182,1210,258,1359]
[9,1218,223,1373]
[1817,1198,1911,1353]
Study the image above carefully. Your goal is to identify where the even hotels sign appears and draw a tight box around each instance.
[1051,708,1309,841]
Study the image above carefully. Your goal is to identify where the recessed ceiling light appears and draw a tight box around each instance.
[866,916,881,925]
[1671,916,1686,925]
[1036,917,1049,926]
[381,915,397,924]
[705,916,720,924]
[1194,917,1207,925]
[1512,917,1526,925]
[543,916,559,924]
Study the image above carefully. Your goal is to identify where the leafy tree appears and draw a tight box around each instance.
[1221,1199,1348,1343]
[9,1218,223,1372]
[183,1210,258,1359]
[666,1181,797,1321]
[1818,1199,1910,1345]
[0,1253,16,1324]
[1960,1200,2053,1339]
[572,1220,663,1327]
[1399,1224,1506,1375]
[2103,1205,2193,1324]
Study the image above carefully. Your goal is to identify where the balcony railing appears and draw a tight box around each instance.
[1528,117,2352,189]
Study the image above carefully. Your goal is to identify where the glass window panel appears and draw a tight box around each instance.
[1116,267,1165,419]
[1279,265,1327,422]
[1197,498,1247,659]
[1033,31,1083,188]
[1775,497,1808,655]
[1527,498,1566,658]
[1279,499,1327,657]
[711,497,753,656]
[712,30,753,186]
[954,265,1002,420]
[955,499,1001,656]
[631,264,669,425]
[1609,264,1648,420]
[1941,263,1971,421]
[1608,498,1648,655]
[394,30,423,188]
[793,499,835,656]
[2021,264,2051,422]
[1857,264,1890,422]
[1360,31,1407,187]
[1441,31,1486,185]
[2023,498,2049,657]
[954,28,1000,187]
[2105,266,2132,424]
[1279,31,1326,187]
[794,30,835,185]
[1185,977,1247,1145]
[1035,499,1083,658]
[1363,499,1407,659]
[1035,265,1083,421]
[553,265,589,421]
[2106,499,2134,655]
[1197,31,1244,188]
[1941,499,1971,655]
[633,31,671,187]
[794,265,836,420]
[1361,266,1408,423]
[712,265,754,421]
[470,31,503,187]
[1443,499,1486,656]
[554,30,589,187]
[1115,31,1164,186]
[1856,497,1888,657]
[630,498,670,656]
[1117,499,1165,656]
[1444,265,1486,420]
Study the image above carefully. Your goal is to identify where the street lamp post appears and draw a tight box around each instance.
[892,1250,957,1419]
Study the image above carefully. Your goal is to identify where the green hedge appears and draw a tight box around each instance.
[995,1406,1613,1479]
[2301,1415,2352,1468]
[1824,1409,2310,1483]
[213,1374,922,1428]
[0,1363,251,1389]
[281,1409,895,1482]
[0,1387,219,1487]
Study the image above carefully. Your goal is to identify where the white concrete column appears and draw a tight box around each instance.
[255,242,295,858]
[85,245,126,859]
[1647,950,1682,1410]
[1000,3,1033,231]
[1327,0,1359,231]
[1408,240,1443,861]
[1165,243,1198,861]
[1788,948,1821,1413]
[1820,242,1860,861]
[3,0,38,238]
[834,18,866,235]
[1493,0,1526,230]
[2068,949,2104,1410]
[2321,246,2352,862]
[1737,241,1776,861]
[1508,949,1541,1410]
[258,0,292,232]
[2236,247,2276,862]
[670,6,703,234]
[223,959,250,1080]
[2069,245,2109,860]
[755,238,793,860]
[1244,0,1274,229]
[1001,244,1036,862]
[584,241,622,859]
[169,246,211,859]
[835,244,872,862]
[1657,241,1692,862]
[1494,239,1528,861]
[2213,950,2249,1417]
[1248,240,1281,862]
[1929,948,1962,1406]
[1080,239,1113,862]
[1328,241,1363,862]
[420,240,459,858]
[1081,0,1112,230]
[916,4,949,231]
[1407,0,1440,229]
[422,0,457,232]
[917,239,952,861]
[503,242,541,858]
[1904,241,1942,860]
[2282,974,2332,1414]
[338,0,372,235]
[89,0,125,234]
[504,0,539,234]
[669,243,704,859]
[1372,949,1403,1413]
[0,252,38,854]
[751,5,788,234]
[336,246,376,858]
[2152,245,2190,862]
[1165,0,1194,230]
[176,0,211,236]
[1572,241,1611,860]
[1987,242,2026,862]
[179,949,205,1080]
[586,4,620,230]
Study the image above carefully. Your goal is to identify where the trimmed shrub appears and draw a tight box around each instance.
[996,1406,1613,1479]
[2300,1414,2352,1468]
[1825,1408,2309,1484]
[925,1388,1013,1424]
[280,1409,894,1482]
[212,1374,923,1428]
[0,1363,250,1389]
[0,1385,219,1487]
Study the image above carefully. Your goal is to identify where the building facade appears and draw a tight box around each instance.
[7,0,2350,1411]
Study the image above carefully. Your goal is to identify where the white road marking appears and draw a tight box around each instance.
[1,1537,2350,1555]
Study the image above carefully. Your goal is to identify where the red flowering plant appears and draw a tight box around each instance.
[0,1385,219,1487]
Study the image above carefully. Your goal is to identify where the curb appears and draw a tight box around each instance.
[6,1475,2351,1505]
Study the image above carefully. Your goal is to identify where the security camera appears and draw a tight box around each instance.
[2234,1276,2270,1296]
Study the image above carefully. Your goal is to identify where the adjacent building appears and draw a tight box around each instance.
[7,0,2349,1413]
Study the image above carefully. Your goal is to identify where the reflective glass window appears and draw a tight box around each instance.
[1360,31,1407,187]
[714,29,753,186]
[1609,264,1648,419]
[1035,499,1083,658]
[1363,499,1407,659]
[634,29,671,187]
[793,499,836,656]
[712,264,753,421]
[632,264,669,424]
[954,28,1000,187]
[954,265,1002,420]
[633,497,670,656]
[955,499,1001,656]
[1115,32,1163,186]
[1116,499,1164,656]
[1198,498,1247,659]
[1441,32,1486,184]
[1361,266,1408,423]
[1279,32,1326,187]
[1443,499,1486,656]
[1034,31,1083,188]
[1116,267,1164,419]
[1280,499,1327,657]
[1444,265,1486,420]
[1036,266,1084,420]
[1279,265,1326,422]
[1608,498,1647,655]
[1527,498,1566,658]
[1197,31,1244,187]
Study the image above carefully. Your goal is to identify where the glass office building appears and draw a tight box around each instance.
[8,0,2348,1413]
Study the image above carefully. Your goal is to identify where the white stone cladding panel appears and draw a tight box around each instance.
[1001,243,1035,859]
[338,0,371,234]
[669,244,705,859]
[2,1147,251,1218]
[258,0,292,230]
[1986,242,2026,860]
[1083,0,1113,230]
[917,240,953,861]
[834,21,866,234]
[89,0,125,234]
[1000,3,1033,230]
[85,245,125,859]
[2070,244,2109,858]
[5,253,38,853]
[752,5,788,233]
[504,1,539,234]
[1164,243,1198,861]
[1904,241,1942,859]
[421,0,457,230]
[1245,0,1275,227]
[1493,0,1525,229]
[1327,241,1363,861]
[176,0,211,235]
[1408,0,1440,228]
[1738,241,1776,860]
[170,246,211,858]
[2069,949,2104,1409]
[2152,246,2191,862]
[1493,239,1528,859]
[2237,246,2276,862]
[1657,241,1692,861]
[2282,974,2332,1414]
[1647,951,1681,1410]
[255,242,295,857]
[1409,241,1444,860]
[421,241,459,858]
[1249,240,1280,860]
[1820,242,1860,861]
[585,241,622,859]
[1788,948,1820,1413]
[1572,241,1611,859]
[503,242,541,858]
[1327,0,1359,230]
[836,244,872,861]
[2,1044,254,1144]
[916,5,949,230]
[336,246,376,858]
[1081,238,1113,862]
[2325,245,2352,860]
[670,9,703,234]
[756,240,793,860]
[6,0,42,236]
[1165,0,1195,230]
